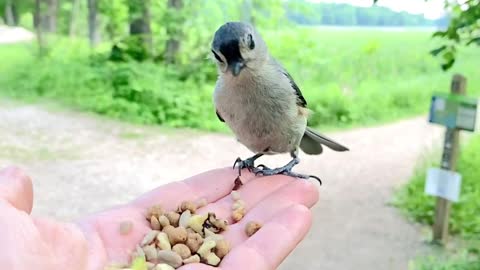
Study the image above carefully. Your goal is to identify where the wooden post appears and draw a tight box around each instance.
[432,74,467,243]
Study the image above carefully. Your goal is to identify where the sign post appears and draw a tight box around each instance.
[430,74,467,244]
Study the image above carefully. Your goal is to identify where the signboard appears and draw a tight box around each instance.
[425,167,462,202]
[429,93,479,132]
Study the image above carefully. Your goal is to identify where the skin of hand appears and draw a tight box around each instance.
[0,166,319,270]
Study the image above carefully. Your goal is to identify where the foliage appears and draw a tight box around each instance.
[392,135,480,239]
[0,28,479,132]
[410,248,480,270]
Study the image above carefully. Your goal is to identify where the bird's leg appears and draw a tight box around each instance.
[253,151,322,184]
[233,153,263,175]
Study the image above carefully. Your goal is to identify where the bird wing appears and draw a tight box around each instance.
[272,58,307,108]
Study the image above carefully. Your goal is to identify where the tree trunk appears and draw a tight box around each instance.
[34,0,46,56]
[87,0,100,47]
[69,0,80,37]
[165,0,183,64]
[128,0,152,58]
[4,0,15,26]
[45,0,58,32]
[241,0,253,25]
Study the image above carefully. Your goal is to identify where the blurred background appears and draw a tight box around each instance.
[0,0,479,269]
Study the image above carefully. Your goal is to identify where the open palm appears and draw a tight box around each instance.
[0,166,319,270]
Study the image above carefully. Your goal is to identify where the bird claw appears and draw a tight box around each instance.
[232,157,256,175]
[253,158,322,185]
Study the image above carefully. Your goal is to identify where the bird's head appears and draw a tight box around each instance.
[210,22,268,77]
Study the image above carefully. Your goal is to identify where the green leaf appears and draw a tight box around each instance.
[430,45,447,56]
[441,58,455,71]
[467,37,480,46]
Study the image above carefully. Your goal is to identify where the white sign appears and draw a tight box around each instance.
[425,167,462,202]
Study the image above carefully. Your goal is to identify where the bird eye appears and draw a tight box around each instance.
[211,50,224,63]
[247,34,255,50]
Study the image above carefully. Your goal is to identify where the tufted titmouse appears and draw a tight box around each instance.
[210,22,348,183]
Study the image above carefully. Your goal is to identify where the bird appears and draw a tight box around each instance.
[210,21,348,183]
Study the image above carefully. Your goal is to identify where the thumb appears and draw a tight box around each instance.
[0,166,34,214]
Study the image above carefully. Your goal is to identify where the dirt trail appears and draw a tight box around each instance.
[0,100,444,270]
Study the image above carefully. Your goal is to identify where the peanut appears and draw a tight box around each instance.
[154,264,174,270]
[165,212,180,227]
[214,239,230,259]
[178,210,191,228]
[183,254,201,264]
[186,232,203,253]
[157,250,182,268]
[158,215,170,228]
[230,190,241,201]
[150,216,161,230]
[147,205,164,219]
[143,244,158,261]
[172,243,191,260]
[205,252,221,266]
[245,221,262,237]
[197,239,216,259]
[156,232,171,251]
[188,214,208,234]
[141,230,160,246]
[179,201,197,214]
[165,227,187,245]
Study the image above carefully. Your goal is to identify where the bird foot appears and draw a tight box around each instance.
[253,159,322,184]
[232,157,256,175]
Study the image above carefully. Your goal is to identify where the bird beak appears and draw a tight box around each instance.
[229,61,244,76]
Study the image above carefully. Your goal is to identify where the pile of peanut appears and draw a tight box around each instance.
[107,191,262,270]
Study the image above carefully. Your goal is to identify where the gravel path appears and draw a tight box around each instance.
[0,100,444,269]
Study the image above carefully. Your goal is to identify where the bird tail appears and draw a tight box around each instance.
[299,127,349,155]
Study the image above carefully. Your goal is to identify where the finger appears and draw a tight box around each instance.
[0,166,34,213]
[222,179,318,247]
[130,167,257,211]
[220,204,312,270]
[196,174,297,223]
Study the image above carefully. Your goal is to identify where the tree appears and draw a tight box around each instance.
[165,0,183,63]
[374,0,480,71]
[34,0,46,55]
[69,0,80,37]
[45,0,58,32]
[87,0,99,47]
[4,0,19,26]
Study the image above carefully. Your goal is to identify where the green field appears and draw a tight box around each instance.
[0,27,479,132]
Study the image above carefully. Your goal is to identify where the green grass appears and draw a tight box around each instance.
[0,27,479,131]
[410,248,480,270]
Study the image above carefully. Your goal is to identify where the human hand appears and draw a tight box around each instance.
[0,166,319,270]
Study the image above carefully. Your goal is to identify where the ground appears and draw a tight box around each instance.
[0,99,445,270]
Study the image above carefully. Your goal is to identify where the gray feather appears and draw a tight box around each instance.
[300,127,349,155]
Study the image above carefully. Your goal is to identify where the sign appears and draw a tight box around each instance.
[425,167,462,202]
[429,93,479,132]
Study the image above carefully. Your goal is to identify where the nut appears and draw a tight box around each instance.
[141,230,160,246]
[156,232,171,251]
[165,227,187,245]
[231,190,241,201]
[197,239,216,259]
[119,221,133,235]
[178,201,197,214]
[147,205,164,219]
[133,245,146,261]
[232,200,245,210]
[158,215,170,228]
[205,252,221,266]
[183,254,201,264]
[188,214,208,234]
[146,262,155,270]
[245,221,262,237]
[172,243,191,260]
[165,212,180,227]
[154,264,175,270]
[186,232,203,253]
[206,212,228,232]
[178,210,191,228]
[150,216,161,230]
[157,250,182,268]
[143,244,158,261]
[214,239,230,259]
[232,207,245,222]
